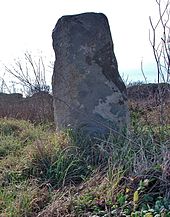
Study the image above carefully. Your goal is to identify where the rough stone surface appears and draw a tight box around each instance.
[52,12,129,135]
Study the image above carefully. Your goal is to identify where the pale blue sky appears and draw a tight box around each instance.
[0,0,159,84]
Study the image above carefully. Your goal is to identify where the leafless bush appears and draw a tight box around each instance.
[0,73,11,93]
[149,0,170,125]
[149,0,170,83]
[5,51,51,96]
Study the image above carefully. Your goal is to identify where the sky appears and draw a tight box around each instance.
[0,0,160,87]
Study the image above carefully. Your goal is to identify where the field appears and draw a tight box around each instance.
[0,85,170,217]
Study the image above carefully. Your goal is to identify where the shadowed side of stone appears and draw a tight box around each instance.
[52,12,129,136]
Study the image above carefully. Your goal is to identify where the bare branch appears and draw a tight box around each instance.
[4,51,51,96]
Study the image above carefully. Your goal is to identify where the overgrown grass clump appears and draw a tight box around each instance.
[0,119,91,216]
[0,117,170,216]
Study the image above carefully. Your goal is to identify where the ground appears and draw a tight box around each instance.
[0,83,170,217]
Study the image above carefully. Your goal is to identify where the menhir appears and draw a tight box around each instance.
[52,12,129,136]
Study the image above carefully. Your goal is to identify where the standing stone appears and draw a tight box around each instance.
[52,12,129,136]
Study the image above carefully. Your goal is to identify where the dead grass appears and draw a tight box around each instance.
[0,106,170,216]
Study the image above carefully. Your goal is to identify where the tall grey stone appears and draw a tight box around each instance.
[52,12,129,135]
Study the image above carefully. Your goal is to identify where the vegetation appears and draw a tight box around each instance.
[0,1,170,216]
[0,109,170,217]
[4,51,51,96]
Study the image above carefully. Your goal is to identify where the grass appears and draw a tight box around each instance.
[0,115,170,216]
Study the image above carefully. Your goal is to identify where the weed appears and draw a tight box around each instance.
[0,118,170,216]
[29,139,91,188]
